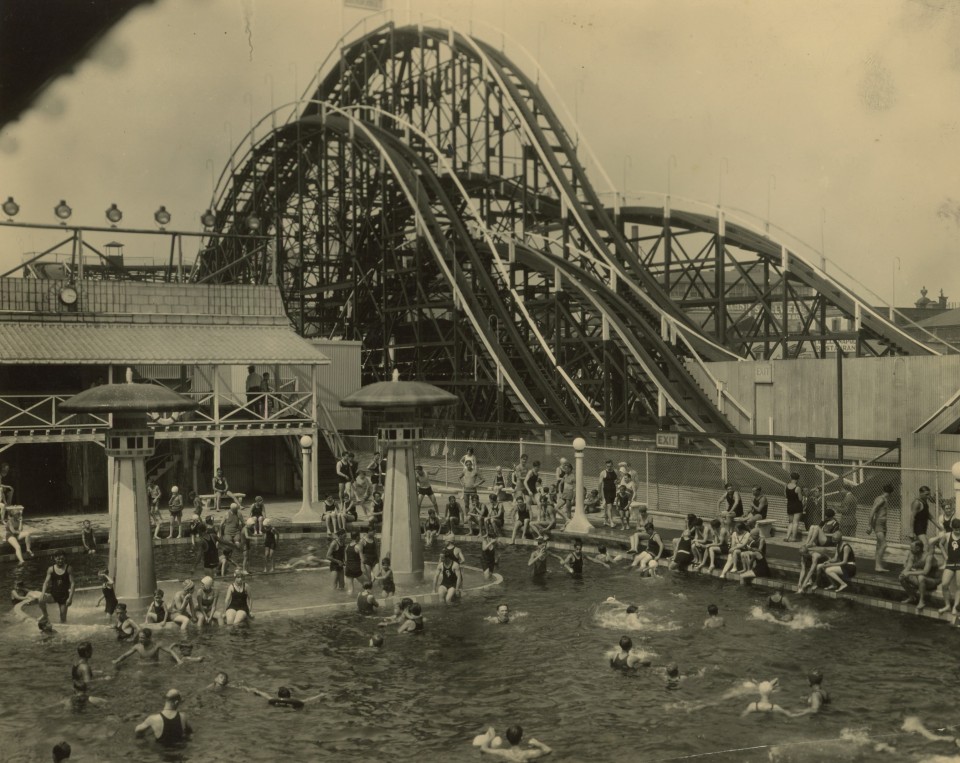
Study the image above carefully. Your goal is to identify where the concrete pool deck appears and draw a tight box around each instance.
[4,499,953,628]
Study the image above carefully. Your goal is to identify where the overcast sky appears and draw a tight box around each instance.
[1,0,959,309]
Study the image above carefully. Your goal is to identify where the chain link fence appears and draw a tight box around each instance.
[339,433,952,544]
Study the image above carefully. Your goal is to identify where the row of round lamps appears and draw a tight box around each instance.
[2,197,261,232]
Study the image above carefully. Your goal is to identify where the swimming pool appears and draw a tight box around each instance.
[0,539,956,762]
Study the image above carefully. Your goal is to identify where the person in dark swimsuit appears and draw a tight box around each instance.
[911,486,934,550]
[671,530,695,571]
[398,602,424,634]
[557,540,584,576]
[528,538,549,580]
[327,530,347,591]
[242,685,324,708]
[785,472,804,542]
[114,603,139,641]
[435,555,462,603]
[96,569,118,616]
[480,532,501,580]
[610,636,650,670]
[135,689,192,746]
[599,460,619,528]
[223,574,252,626]
[718,483,744,519]
[360,530,379,580]
[144,589,169,625]
[444,495,462,534]
[820,536,856,592]
[900,541,941,611]
[195,576,219,628]
[39,553,74,623]
[344,532,364,594]
[194,519,222,574]
[938,518,960,616]
[373,557,395,596]
[263,517,279,573]
[357,581,379,615]
[423,509,442,546]
[510,493,539,544]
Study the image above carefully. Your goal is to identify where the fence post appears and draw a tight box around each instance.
[519,437,523,461]
[821,463,826,521]
[721,448,728,484]
[645,449,650,509]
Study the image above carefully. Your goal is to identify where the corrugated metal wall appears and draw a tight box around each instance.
[311,340,362,431]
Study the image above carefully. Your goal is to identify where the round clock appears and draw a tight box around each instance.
[58,285,78,306]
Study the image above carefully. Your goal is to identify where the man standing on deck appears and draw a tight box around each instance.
[910,486,936,551]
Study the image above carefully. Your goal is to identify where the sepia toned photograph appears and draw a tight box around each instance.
[1,1,960,760]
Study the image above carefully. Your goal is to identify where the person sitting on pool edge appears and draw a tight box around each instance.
[474,725,553,760]
[610,636,650,670]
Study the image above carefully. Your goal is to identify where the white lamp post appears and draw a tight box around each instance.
[564,437,592,534]
[292,435,324,523]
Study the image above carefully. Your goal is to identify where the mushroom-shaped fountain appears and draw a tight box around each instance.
[341,371,457,585]
[60,369,197,606]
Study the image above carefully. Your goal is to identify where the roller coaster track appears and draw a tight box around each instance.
[194,20,946,436]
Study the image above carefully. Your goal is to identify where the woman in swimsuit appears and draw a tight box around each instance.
[170,580,197,632]
[480,532,500,580]
[423,509,442,546]
[195,575,219,628]
[741,679,791,717]
[820,536,856,592]
[39,552,74,623]
[435,555,462,603]
[510,493,538,544]
[263,517,279,572]
[784,472,804,542]
[344,532,364,593]
[223,573,252,626]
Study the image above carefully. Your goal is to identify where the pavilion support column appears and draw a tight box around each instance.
[380,426,423,586]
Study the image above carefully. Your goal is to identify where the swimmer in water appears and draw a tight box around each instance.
[113,628,184,667]
[72,641,107,686]
[475,725,553,761]
[357,581,380,615]
[610,636,651,670]
[372,556,395,597]
[495,603,510,624]
[378,597,414,627]
[37,615,58,641]
[435,553,463,603]
[49,679,107,711]
[240,685,324,709]
[134,689,193,746]
[555,539,584,576]
[528,538,550,579]
[52,742,71,763]
[114,603,139,641]
[205,671,241,691]
[703,604,725,629]
[398,602,424,634]
[665,664,681,690]
[587,544,619,568]
[370,633,384,648]
[741,679,791,717]
[789,670,830,716]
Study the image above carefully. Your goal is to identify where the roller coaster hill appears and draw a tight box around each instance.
[193,20,959,467]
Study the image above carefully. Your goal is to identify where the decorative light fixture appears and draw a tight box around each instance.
[105,203,122,227]
[2,196,18,220]
[245,214,261,232]
[154,205,171,228]
[200,209,216,229]
[54,199,72,223]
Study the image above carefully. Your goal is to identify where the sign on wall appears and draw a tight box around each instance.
[656,432,679,449]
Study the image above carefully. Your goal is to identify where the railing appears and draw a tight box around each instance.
[0,395,109,429]
[340,433,954,546]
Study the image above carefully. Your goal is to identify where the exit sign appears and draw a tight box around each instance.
[755,363,773,384]
[656,432,679,449]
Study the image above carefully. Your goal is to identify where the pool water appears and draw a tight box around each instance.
[0,540,957,762]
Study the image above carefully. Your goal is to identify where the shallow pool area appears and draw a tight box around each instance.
[1,539,959,762]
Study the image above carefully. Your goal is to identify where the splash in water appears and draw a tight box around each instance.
[748,605,828,630]
[595,598,681,633]
[483,611,528,624]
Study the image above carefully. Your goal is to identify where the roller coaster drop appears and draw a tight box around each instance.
[195,22,938,435]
